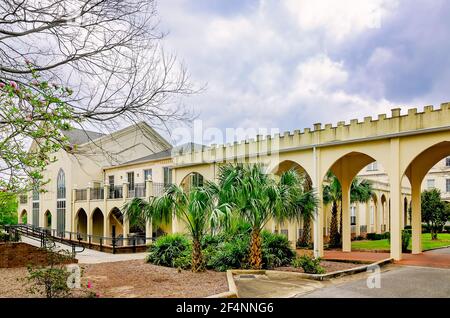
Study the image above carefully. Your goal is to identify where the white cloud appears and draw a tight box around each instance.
[283,0,397,41]
[157,0,399,144]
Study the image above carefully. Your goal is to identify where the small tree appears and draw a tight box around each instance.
[217,164,317,270]
[421,189,450,240]
[23,247,73,298]
[123,184,230,272]
[0,192,18,225]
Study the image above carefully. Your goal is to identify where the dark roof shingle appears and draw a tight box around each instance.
[62,128,105,145]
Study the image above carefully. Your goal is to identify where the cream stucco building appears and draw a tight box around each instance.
[17,103,450,260]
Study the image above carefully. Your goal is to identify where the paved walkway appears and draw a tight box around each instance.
[324,250,389,263]
[396,248,450,269]
[22,237,146,264]
[298,265,450,298]
[323,247,450,269]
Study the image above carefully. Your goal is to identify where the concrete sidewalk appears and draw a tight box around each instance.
[323,248,450,269]
[21,237,147,264]
[323,250,389,263]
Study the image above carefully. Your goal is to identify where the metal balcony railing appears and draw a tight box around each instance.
[153,182,171,197]
[75,189,87,201]
[108,186,123,199]
[90,187,104,200]
[128,183,146,198]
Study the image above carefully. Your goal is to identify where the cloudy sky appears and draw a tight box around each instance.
[157,0,450,144]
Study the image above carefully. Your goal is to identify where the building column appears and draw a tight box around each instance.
[411,177,422,254]
[313,183,324,258]
[341,178,351,252]
[123,214,130,246]
[390,138,403,261]
[355,204,361,237]
[288,221,297,249]
[146,178,153,198]
[146,219,153,245]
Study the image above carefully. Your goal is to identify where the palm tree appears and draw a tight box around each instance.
[323,172,374,248]
[123,184,229,272]
[217,163,317,269]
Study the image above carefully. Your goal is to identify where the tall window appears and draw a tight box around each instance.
[163,167,172,186]
[127,172,135,191]
[446,157,450,167]
[144,169,152,181]
[56,169,66,235]
[190,173,204,187]
[446,179,450,193]
[427,179,435,189]
[32,188,39,227]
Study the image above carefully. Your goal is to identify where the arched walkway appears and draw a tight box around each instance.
[91,208,104,243]
[321,153,389,253]
[269,160,314,247]
[75,208,88,241]
[108,207,124,240]
[180,172,204,192]
[19,210,27,224]
[403,140,450,254]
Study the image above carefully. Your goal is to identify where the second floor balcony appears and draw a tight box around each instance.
[74,181,172,203]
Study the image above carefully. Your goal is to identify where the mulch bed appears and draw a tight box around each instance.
[0,243,77,268]
[275,260,362,274]
[0,259,228,298]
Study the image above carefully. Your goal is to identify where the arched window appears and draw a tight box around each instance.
[57,169,66,199]
[56,169,66,236]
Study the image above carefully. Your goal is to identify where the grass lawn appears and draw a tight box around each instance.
[351,233,450,251]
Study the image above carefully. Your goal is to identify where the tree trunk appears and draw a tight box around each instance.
[299,217,311,247]
[191,238,205,272]
[329,202,341,248]
[431,226,438,240]
[249,228,262,269]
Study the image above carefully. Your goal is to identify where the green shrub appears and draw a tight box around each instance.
[261,231,295,269]
[292,255,325,274]
[146,234,191,269]
[404,225,412,230]
[387,229,410,252]
[366,232,390,240]
[207,238,249,272]
[445,225,450,233]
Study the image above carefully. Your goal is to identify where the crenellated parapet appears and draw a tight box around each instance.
[173,102,450,166]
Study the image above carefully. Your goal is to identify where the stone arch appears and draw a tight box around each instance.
[270,160,313,186]
[75,208,88,241]
[268,160,314,245]
[90,208,104,243]
[107,207,124,239]
[321,151,389,252]
[44,210,52,229]
[19,210,27,224]
[321,151,378,183]
[403,141,450,185]
[180,172,205,191]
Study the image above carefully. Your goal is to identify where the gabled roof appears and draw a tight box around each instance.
[108,142,205,168]
[61,128,105,145]
[121,148,173,165]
